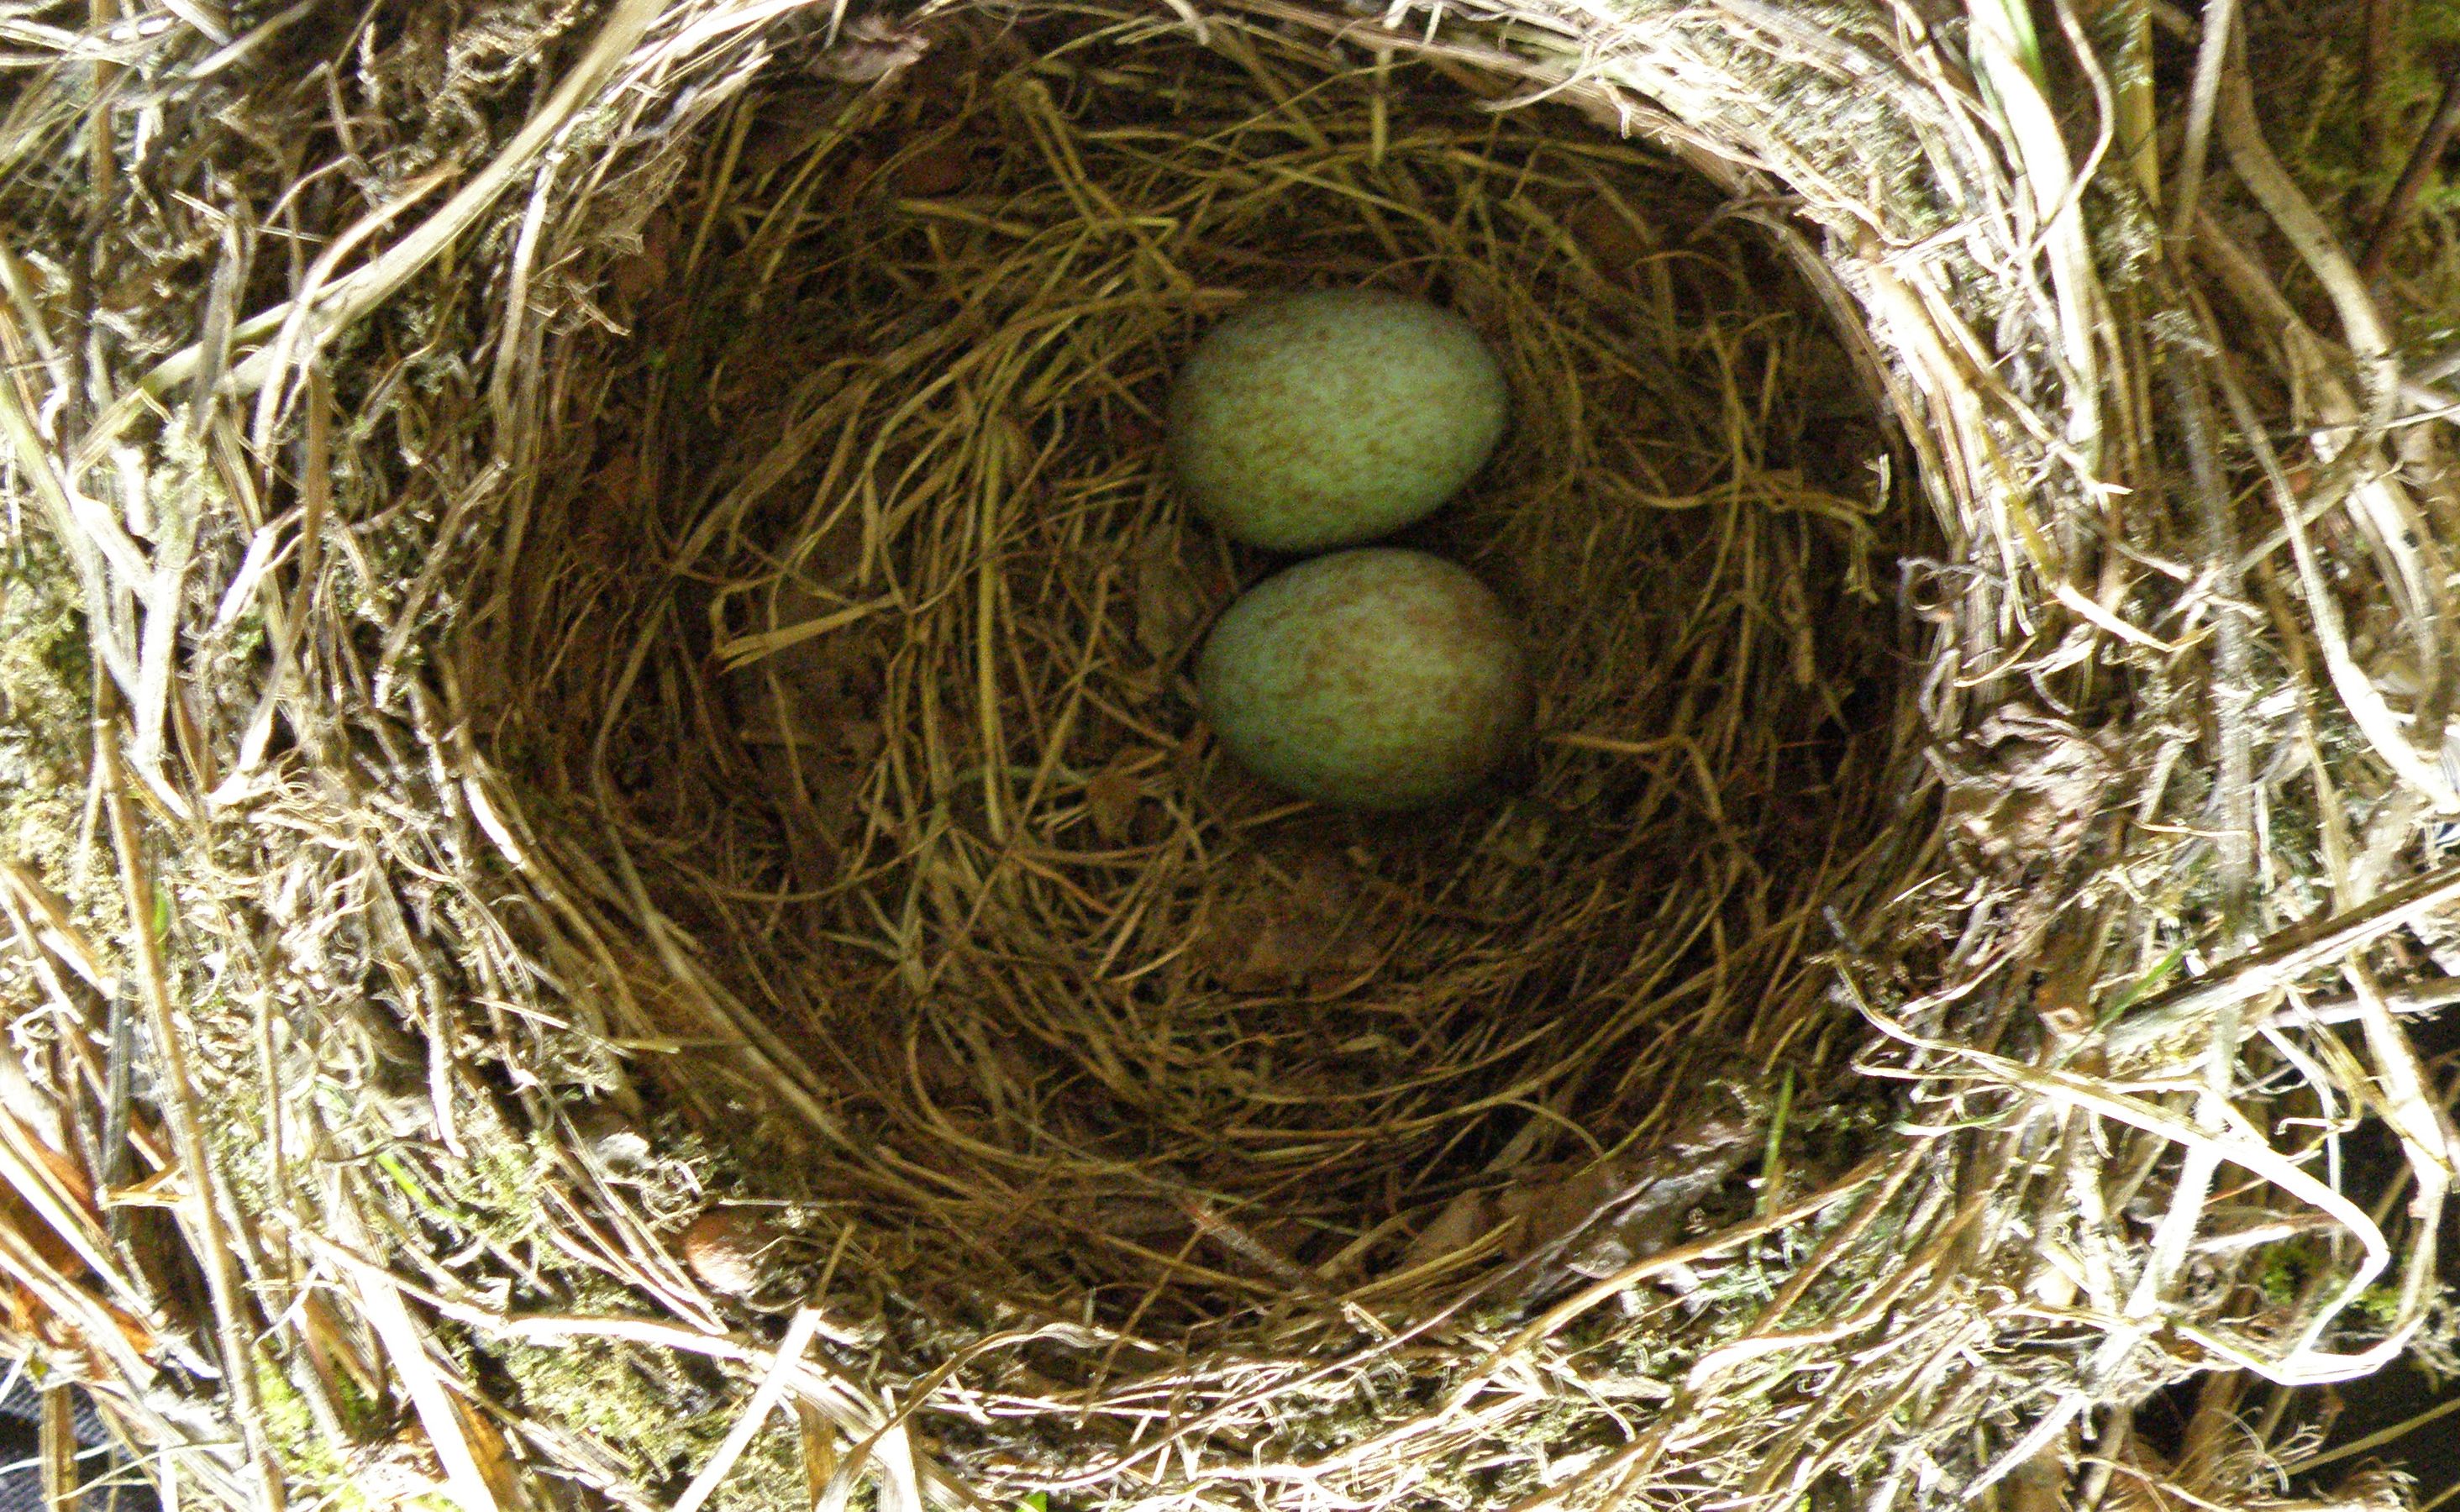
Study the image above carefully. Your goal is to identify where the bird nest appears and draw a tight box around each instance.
[0,2,2457,1512]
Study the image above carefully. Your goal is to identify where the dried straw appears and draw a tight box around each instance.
[582,0,1905,1317]
[0,2,2455,1511]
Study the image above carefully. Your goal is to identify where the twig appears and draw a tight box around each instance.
[2167,0,2241,240]
[2282,1349,2460,1473]
[2361,56,2460,281]
[98,0,669,459]
[101,725,281,1508]
[2216,44,2402,428]
[2107,974,2460,1057]
[2106,858,2460,1043]
[2165,353,2254,944]
[339,1253,504,1512]
[37,1385,74,1512]
[1868,1013,2407,1385]
[99,976,131,1247]
[672,1309,827,1512]
[2367,0,2405,138]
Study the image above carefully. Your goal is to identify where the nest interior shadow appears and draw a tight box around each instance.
[502,3,1924,1331]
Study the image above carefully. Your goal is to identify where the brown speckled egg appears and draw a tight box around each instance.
[1196,549,1530,811]
[1166,289,1509,551]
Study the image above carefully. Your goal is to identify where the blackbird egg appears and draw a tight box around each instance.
[1166,289,1509,552]
[1196,549,1530,811]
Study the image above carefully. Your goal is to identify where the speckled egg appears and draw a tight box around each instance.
[1196,549,1530,811]
[1166,289,1510,552]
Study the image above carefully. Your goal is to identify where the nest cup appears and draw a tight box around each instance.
[8,1,2460,1510]
[572,4,1912,1321]
[518,14,1938,1494]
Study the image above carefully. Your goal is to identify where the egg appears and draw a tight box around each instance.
[1196,549,1530,811]
[1166,289,1510,552]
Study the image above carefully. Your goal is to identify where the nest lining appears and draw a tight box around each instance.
[513,2,1921,1335]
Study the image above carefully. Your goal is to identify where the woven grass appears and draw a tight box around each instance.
[1,1,2457,1511]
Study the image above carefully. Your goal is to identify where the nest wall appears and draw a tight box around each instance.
[515,2,1923,1337]
[0,3,2456,1512]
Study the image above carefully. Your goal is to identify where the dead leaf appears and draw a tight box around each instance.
[1401,1189,1497,1269]
[1286,848,1358,919]
[683,1208,784,1296]
[1068,1194,1189,1243]
[910,1033,975,1105]
[836,718,884,765]
[738,99,836,181]
[1218,907,1376,992]
[0,1188,83,1281]
[1793,328,1873,420]
[607,210,675,306]
[733,671,822,750]
[1503,1159,1627,1263]
[1085,759,1143,843]
[591,449,638,509]
[1117,664,1163,705]
[1942,705,2115,869]
[812,17,927,83]
[1238,914,1325,986]
[455,1395,524,1511]
[1305,932,1385,990]
[1562,1117,1761,1280]
[1569,199,1654,283]
[1174,726,1211,785]
[892,141,970,197]
[1133,530,1204,661]
[833,153,882,211]
[569,1103,652,1168]
[754,744,859,885]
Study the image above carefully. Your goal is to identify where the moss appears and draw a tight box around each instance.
[2254,0,2460,327]
[0,528,108,921]
[253,1358,370,1510]
[2287,2,2460,205]
[489,1278,805,1512]
[2357,1283,2407,1326]
[2258,1242,2320,1308]
[710,1422,810,1512]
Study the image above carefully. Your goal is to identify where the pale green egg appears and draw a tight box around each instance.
[1196,549,1530,811]
[1166,289,1509,552]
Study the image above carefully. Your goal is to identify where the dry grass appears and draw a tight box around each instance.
[0,1,2455,1511]
[541,3,1909,1331]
